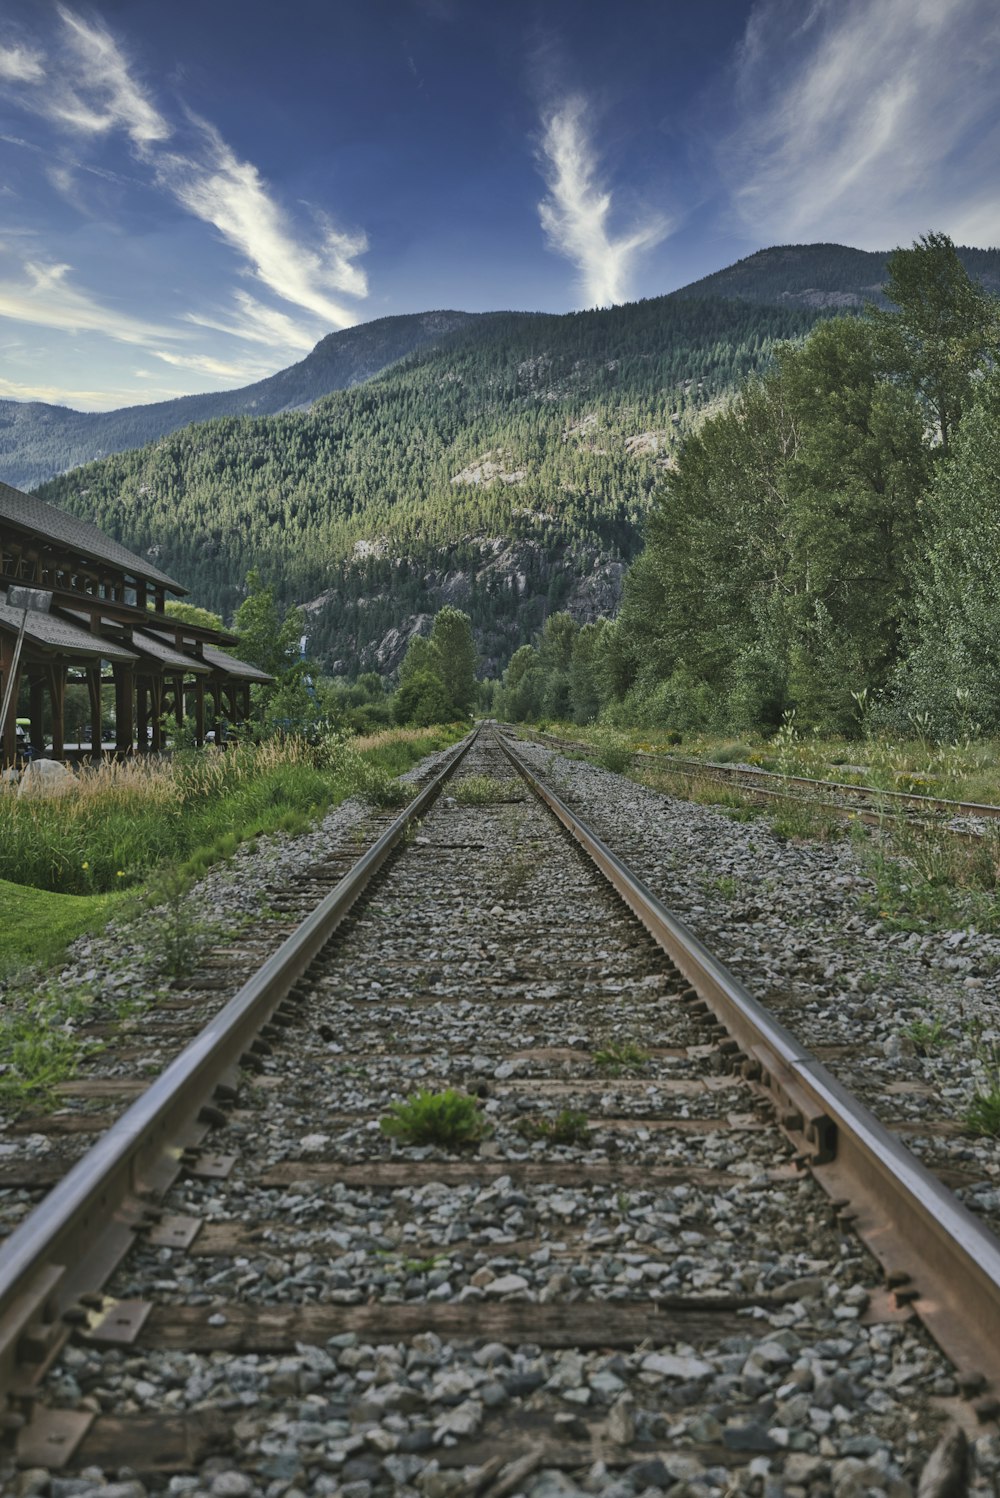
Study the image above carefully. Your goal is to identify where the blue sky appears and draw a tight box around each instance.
[1,0,998,411]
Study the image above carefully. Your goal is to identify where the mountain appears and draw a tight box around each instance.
[9,242,999,495]
[29,241,1000,676]
[35,293,824,673]
[674,242,1000,311]
[0,311,482,490]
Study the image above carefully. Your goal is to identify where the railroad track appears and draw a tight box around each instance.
[1,728,999,1492]
[0,741,464,1241]
[504,724,1000,839]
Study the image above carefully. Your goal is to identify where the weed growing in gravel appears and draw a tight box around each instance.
[497,852,535,902]
[145,867,209,980]
[905,1017,948,1055]
[0,983,100,1114]
[595,732,632,775]
[451,774,512,806]
[861,823,1000,932]
[712,875,739,899]
[380,1089,488,1147]
[769,801,843,843]
[517,1108,590,1145]
[593,1040,650,1075]
[965,1075,1000,1137]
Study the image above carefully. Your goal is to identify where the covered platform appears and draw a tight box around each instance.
[0,481,272,766]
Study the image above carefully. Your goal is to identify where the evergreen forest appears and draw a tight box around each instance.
[37,293,826,672]
[492,235,1000,741]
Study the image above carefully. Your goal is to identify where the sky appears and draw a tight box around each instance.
[0,0,998,412]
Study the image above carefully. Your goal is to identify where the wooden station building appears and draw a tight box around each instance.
[0,481,272,767]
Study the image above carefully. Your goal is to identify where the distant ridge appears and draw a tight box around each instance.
[674,241,1000,309]
[5,242,1000,492]
[0,311,484,490]
[30,237,1000,675]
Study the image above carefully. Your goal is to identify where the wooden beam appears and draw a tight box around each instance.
[114,664,134,755]
[47,660,66,760]
[0,633,20,766]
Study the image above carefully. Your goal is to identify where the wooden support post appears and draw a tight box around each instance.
[150,676,164,753]
[136,676,150,754]
[114,664,134,755]
[194,679,205,748]
[174,674,185,727]
[87,666,102,759]
[29,672,45,755]
[0,633,20,767]
[48,661,66,760]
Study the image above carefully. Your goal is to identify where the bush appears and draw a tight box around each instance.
[393,670,456,727]
[451,774,511,805]
[380,1089,487,1147]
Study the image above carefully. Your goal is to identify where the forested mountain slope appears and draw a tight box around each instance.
[0,311,481,490]
[675,243,1000,310]
[37,294,822,672]
[32,241,1000,676]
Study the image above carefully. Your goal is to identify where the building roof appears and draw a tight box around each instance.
[62,610,212,675]
[145,631,273,684]
[0,590,139,664]
[0,481,186,594]
[201,642,274,683]
[131,628,211,674]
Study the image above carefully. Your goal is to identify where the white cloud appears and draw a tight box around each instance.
[158,120,367,329]
[51,5,170,147]
[0,44,44,84]
[726,0,1000,248]
[0,7,368,348]
[537,96,670,307]
[151,347,277,381]
[184,291,320,353]
[0,259,182,347]
[0,372,194,409]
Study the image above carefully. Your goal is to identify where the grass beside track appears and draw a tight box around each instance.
[0,879,131,974]
[0,724,463,977]
[534,720,1000,805]
[521,721,1000,934]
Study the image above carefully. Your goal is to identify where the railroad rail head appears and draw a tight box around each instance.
[0,728,480,1436]
[496,728,1000,1398]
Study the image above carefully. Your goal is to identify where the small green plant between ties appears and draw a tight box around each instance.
[518,1108,590,1146]
[380,1089,488,1147]
[593,1040,650,1075]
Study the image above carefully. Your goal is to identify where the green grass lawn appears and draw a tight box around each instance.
[0,724,464,980]
[0,879,132,977]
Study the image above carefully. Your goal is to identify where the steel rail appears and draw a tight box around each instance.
[497,730,1000,1393]
[0,727,479,1408]
[502,723,1000,825]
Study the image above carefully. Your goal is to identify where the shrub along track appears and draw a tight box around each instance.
[507,726,1000,843]
[0,730,999,1493]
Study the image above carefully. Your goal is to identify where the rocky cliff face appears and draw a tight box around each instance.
[306,534,628,677]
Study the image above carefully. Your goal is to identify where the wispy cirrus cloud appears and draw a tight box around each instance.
[0,4,368,358]
[0,44,44,83]
[537,96,669,308]
[184,292,320,354]
[0,258,183,347]
[725,0,1000,248]
[150,346,277,381]
[158,120,368,329]
[49,4,170,146]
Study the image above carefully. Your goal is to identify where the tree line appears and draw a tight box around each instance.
[493,235,1000,740]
